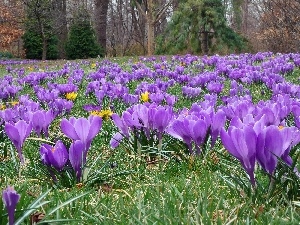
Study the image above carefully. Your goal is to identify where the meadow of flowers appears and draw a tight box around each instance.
[0,52,300,224]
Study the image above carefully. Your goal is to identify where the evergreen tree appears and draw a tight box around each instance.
[65,10,103,60]
[156,0,248,55]
[23,29,58,60]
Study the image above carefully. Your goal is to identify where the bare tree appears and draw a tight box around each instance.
[95,0,109,54]
[254,0,300,52]
[134,0,173,55]
[52,0,68,58]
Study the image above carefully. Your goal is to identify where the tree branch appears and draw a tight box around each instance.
[135,1,147,18]
[154,0,173,24]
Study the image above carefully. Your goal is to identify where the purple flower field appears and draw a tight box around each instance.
[0,52,300,224]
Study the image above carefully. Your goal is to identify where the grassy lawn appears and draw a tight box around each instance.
[0,53,299,224]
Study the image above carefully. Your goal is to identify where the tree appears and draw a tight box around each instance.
[156,0,247,55]
[134,0,174,55]
[0,1,24,51]
[95,0,110,54]
[257,0,300,53]
[65,9,103,59]
[23,0,56,60]
[52,0,68,58]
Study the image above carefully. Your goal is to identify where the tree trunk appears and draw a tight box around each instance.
[53,0,68,58]
[95,0,109,55]
[147,20,155,56]
[135,0,172,56]
[201,31,209,55]
[42,35,47,60]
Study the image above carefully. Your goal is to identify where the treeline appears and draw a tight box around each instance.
[0,0,299,59]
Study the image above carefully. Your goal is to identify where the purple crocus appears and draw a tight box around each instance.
[60,115,102,151]
[220,125,257,186]
[4,120,32,164]
[256,125,295,175]
[40,140,68,171]
[2,186,20,225]
[152,106,173,140]
[29,110,55,137]
[69,140,85,181]
[210,109,226,148]
[167,115,210,155]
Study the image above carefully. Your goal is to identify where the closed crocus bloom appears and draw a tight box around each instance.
[153,107,173,140]
[110,132,124,149]
[111,113,130,138]
[40,140,68,171]
[210,110,226,148]
[256,125,296,175]
[69,140,86,181]
[2,186,20,225]
[168,118,193,152]
[60,115,102,151]
[220,125,257,186]
[29,110,54,137]
[4,120,32,164]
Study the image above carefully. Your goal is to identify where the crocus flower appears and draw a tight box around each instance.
[220,125,257,186]
[140,91,150,102]
[91,109,113,121]
[2,186,20,225]
[60,115,102,151]
[167,115,210,155]
[65,92,78,101]
[210,109,226,148]
[4,120,32,164]
[40,140,68,171]
[69,140,85,181]
[256,125,295,175]
[29,110,55,137]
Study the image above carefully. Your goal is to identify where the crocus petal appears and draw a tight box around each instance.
[264,125,284,157]
[15,120,32,145]
[112,113,129,137]
[4,123,21,150]
[74,118,90,145]
[39,143,52,166]
[192,120,208,146]
[87,115,102,146]
[60,118,79,140]
[220,127,241,160]
[154,108,171,133]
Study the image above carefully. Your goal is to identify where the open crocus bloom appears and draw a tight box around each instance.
[2,186,20,225]
[60,115,102,151]
[4,120,32,164]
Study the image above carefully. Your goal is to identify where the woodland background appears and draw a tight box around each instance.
[0,0,300,60]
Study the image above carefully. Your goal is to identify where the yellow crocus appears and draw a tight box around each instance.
[91,109,113,120]
[0,104,6,110]
[11,101,19,106]
[65,92,78,101]
[99,109,113,121]
[140,91,150,102]
[91,63,97,69]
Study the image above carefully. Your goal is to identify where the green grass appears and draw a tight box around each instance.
[0,57,300,224]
